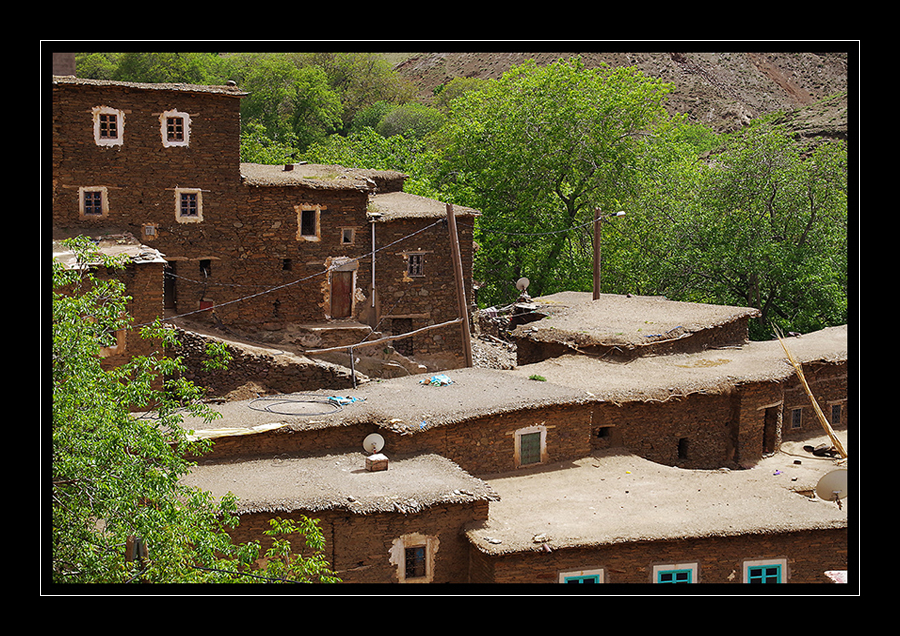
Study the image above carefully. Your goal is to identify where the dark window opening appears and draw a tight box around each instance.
[282,258,293,271]
[405,546,426,579]
[200,259,211,278]
[677,437,689,460]
[300,209,317,238]
[180,192,198,217]
[99,113,118,138]
[166,117,184,142]
[83,190,103,215]
[407,253,424,277]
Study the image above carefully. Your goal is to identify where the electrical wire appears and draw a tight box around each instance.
[137,218,444,328]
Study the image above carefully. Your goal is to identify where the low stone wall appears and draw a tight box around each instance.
[169,327,362,399]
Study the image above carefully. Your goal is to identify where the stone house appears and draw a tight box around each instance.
[50,75,478,369]
[181,313,849,585]
[52,234,167,368]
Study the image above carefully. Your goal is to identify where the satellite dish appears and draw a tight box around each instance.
[516,277,530,292]
[363,433,385,454]
[815,469,848,502]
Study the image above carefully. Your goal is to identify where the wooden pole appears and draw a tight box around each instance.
[447,204,473,367]
[592,208,601,300]
[776,331,848,459]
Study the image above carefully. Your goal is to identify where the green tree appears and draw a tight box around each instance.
[616,122,847,338]
[431,57,675,305]
[51,237,339,584]
[111,52,233,85]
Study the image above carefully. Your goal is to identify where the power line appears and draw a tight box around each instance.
[139,218,444,328]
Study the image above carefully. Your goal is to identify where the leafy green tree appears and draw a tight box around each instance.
[375,102,446,140]
[51,237,338,584]
[431,57,676,305]
[111,52,233,85]
[613,122,847,338]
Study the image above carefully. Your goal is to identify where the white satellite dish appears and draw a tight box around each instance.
[516,277,530,292]
[815,469,848,502]
[363,433,385,454]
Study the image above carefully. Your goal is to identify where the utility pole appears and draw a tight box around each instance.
[447,203,473,367]
[593,208,625,300]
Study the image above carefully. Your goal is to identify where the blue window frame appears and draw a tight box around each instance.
[747,564,782,583]
[657,569,692,583]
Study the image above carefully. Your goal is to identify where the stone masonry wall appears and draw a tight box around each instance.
[170,327,359,399]
[471,527,848,584]
[225,500,490,584]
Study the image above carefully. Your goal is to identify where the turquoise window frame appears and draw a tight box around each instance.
[657,569,692,583]
[747,564,782,583]
[563,574,601,583]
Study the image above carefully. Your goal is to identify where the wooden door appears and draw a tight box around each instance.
[331,271,353,318]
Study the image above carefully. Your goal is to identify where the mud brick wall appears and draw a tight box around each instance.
[782,361,849,440]
[471,527,848,584]
[52,81,243,247]
[592,392,739,469]
[517,317,753,365]
[80,259,165,367]
[201,185,373,328]
[373,216,475,365]
[194,402,592,475]
[170,327,359,402]
[225,500,490,584]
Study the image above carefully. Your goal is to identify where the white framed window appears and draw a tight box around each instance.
[92,105,124,146]
[79,186,108,219]
[175,188,203,223]
[390,533,439,583]
[160,109,191,147]
[515,424,547,467]
[297,206,321,241]
[559,568,605,584]
[743,558,788,584]
[653,562,698,583]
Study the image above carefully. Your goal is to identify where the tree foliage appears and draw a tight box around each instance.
[430,57,676,304]
[51,238,339,584]
[71,52,850,337]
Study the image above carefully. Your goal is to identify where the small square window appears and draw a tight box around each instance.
[175,189,203,223]
[161,110,191,147]
[93,106,124,146]
[405,546,426,580]
[297,207,320,241]
[167,117,184,142]
[658,569,692,583]
[559,568,605,584]
[83,190,103,215]
[653,562,698,584]
[181,193,198,217]
[407,253,424,277]
[99,113,117,138]
[79,187,107,218]
[341,228,355,244]
[743,558,787,583]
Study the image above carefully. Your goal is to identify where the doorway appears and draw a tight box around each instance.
[331,270,353,318]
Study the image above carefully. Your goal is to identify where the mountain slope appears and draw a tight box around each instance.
[392,50,850,139]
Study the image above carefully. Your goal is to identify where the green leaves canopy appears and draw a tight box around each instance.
[433,57,675,303]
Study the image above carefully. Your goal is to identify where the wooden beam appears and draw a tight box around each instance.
[447,203,473,367]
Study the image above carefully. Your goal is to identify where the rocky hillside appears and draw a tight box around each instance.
[392,50,850,141]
